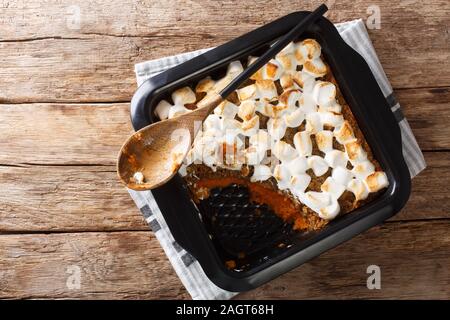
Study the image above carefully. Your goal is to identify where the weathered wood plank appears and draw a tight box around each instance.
[0,165,147,232]
[0,152,447,233]
[0,0,448,102]
[0,87,448,167]
[0,220,448,299]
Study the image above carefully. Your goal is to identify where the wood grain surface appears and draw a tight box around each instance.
[0,0,449,300]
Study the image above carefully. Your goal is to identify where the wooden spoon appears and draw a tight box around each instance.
[118,4,328,190]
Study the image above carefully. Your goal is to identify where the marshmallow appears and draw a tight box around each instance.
[334,121,356,144]
[347,178,369,201]
[321,177,346,200]
[305,112,323,134]
[280,72,298,90]
[319,198,340,220]
[154,99,172,120]
[273,164,291,190]
[245,146,264,165]
[279,89,301,108]
[272,140,297,162]
[240,115,260,137]
[315,130,334,153]
[351,160,375,180]
[293,71,316,93]
[365,172,389,193]
[263,59,284,81]
[293,131,312,156]
[307,155,329,177]
[251,164,272,182]
[196,77,216,94]
[238,100,257,121]
[303,57,327,77]
[214,100,239,119]
[299,191,330,213]
[294,39,321,64]
[285,108,305,128]
[345,141,368,164]
[237,84,257,101]
[286,156,308,175]
[227,60,244,77]
[275,53,297,73]
[290,174,311,195]
[312,81,336,109]
[255,80,278,101]
[257,102,288,118]
[203,114,222,131]
[172,86,196,105]
[299,94,318,114]
[169,104,190,118]
[267,117,287,140]
[249,130,271,153]
[319,111,344,128]
[324,150,348,168]
[332,166,353,186]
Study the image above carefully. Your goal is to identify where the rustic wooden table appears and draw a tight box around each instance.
[0,0,449,299]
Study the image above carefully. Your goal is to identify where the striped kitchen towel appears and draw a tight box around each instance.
[128,19,426,300]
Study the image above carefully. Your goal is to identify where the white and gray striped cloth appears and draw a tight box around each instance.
[129,19,426,300]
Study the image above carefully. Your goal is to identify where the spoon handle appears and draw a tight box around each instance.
[220,4,328,99]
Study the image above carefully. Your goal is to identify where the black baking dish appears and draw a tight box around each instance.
[129,11,411,292]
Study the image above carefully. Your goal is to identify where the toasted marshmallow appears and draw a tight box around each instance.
[279,89,301,108]
[275,54,297,73]
[214,74,233,92]
[237,84,257,101]
[319,198,340,220]
[240,115,260,137]
[238,100,256,121]
[273,164,291,190]
[286,156,308,175]
[267,117,287,140]
[214,100,239,119]
[227,60,244,77]
[351,160,375,180]
[196,77,216,94]
[332,166,353,186]
[203,114,222,131]
[280,72,298,90]
[290,174,311,194]
[364,172,389,192]
[278,41,296,55]
[248,56,263,81]
[293,71,316,93]
[263,59,284,81]
[293,131,313,156]
[273,140,297,162]
[319,111,344,128]
[347,178,369,201]
[133,171,144,184]
[154,99,172,120]
[285,108,305,128]
[312,81,336,109]
[249,130,271,153]
[315,130,334,153]
[326,100,342,113]
[257,102,288,118]
[345,141,368,164]
[321,177,346,200]
[255,80,278,101]
[334,121,356,144]
[294,39,321,64]
[222,118,242,136]
[169,104,190,118]
[299,191,330,213]
[303,57,327,77]
[299,94,318,114]
[251,164,272,182]
[244,146,264,165]
[172,86,196,105]
[307,155,329,177]
[324,150,348,169]
[305,112,323,134]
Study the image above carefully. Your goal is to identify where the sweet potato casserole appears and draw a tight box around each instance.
[152,39,388,262]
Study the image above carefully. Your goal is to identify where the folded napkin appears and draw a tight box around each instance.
[129,19,426,300]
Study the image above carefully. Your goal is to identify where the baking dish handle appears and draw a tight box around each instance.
[130,80,153,131]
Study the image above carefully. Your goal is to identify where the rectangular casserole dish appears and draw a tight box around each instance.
[129,11,411,292]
